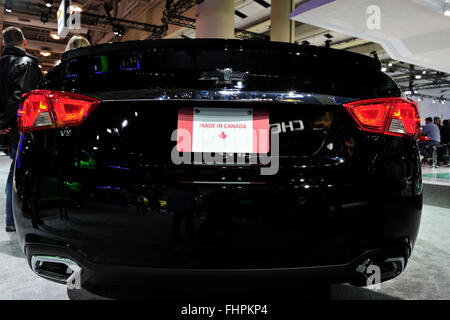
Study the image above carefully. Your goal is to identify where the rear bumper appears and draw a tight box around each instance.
[26,242,409,297]
[13,181,422,268]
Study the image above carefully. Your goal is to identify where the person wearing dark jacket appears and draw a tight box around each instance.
[0,27,42,232]
[442,120,450,146]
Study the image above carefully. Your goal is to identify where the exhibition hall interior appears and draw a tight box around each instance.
[0,0,449,301]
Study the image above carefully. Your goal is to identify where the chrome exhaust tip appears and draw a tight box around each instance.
[31,255,81,285]
[353,256,405,286]
[378,257,405,281]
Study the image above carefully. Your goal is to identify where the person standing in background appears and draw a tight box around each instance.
[434,117,443,133]
[441,119,450,146]
[0,27,42,232]
[65,35,91,52]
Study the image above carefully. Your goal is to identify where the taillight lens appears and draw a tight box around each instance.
[344,98,420,139]
[51,92,100,127]
[18,90,100,133]
[387,100,421,137]
[18,90,54,132]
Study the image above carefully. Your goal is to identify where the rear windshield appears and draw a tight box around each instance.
[46,39,400,100]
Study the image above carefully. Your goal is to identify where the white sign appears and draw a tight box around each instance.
[177,107,269,154]
[57,0,70,38]
[192,108,253,153]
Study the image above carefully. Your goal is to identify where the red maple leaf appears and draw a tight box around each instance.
[219,131,227,139]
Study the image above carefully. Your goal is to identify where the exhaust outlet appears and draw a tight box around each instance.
[31,255,81,285]
[354,256,405,286]
[378,257,405,281]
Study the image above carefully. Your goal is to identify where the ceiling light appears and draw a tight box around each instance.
[49,32,60,40]
[415,75,422,79]
[420,0,450,16]
[113,25,124,37]
[444,4,450,16]
[40,13,49,24]
[44,1,53,8]
[5,1,13,12]
[381,67,387,72]
[388,62,393,67]
[422,70,427,75]
[404,90,412,95]
[4,0,14,13]
[418,97,423,102]
[38,65,42,69]
[69,2,83,13]
[40,50,51,57]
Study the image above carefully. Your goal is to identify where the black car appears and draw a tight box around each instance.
[13,39,422,298]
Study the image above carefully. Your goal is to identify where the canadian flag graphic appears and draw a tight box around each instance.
[177,107,269,153]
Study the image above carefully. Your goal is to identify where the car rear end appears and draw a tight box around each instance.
[12,39,422,296]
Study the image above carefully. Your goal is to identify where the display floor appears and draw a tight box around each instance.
[422,166,450,186]
[1,154,449,300]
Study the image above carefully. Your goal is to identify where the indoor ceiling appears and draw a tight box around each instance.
[0,0,449,99]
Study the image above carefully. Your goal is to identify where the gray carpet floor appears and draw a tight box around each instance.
[0,154,449,300]
[423,183,450,209]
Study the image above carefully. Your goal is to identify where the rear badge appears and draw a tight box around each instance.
[270,120,305,134]
[59,129,73,137]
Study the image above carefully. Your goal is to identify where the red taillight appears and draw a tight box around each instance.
[387,100,421,137]
[18,90,100,133]
[344,98,420,139]
[18,90,54,132]
[51,92,100,127]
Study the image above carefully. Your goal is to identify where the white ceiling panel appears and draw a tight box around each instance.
[290,0,450,73]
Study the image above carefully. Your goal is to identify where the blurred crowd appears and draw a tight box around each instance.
[419,116,450,164]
